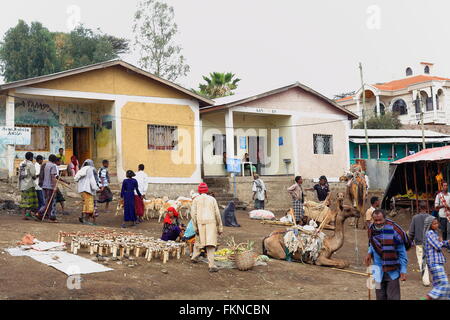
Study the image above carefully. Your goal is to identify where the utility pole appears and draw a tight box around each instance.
[417,91,426,150]
[359,63,370,159]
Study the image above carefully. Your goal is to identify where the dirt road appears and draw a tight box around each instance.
[0,198,433,300]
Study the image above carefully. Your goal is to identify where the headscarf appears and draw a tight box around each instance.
[422,215,438,269]
[71,155,78,167]
[198,182,208,194]
[83,159,99,183]
[163,207,179,224]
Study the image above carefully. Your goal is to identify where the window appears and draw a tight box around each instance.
[212,134,226,156]
[147,125,177,150]
[424,66,430,74]
[426,97,433,111]
[414,99,421,114]
[15,125,50,151]
[373,103,386,116]
[392,99,408,115]
[370,144,379,159]
[353,145,361,159]
[313,134,333,154]
[406,67,413,76]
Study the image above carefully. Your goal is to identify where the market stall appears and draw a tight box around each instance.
[382,145,450,214]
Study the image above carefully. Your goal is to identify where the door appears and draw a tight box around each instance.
[248,136,266,175]
[73,128,91,165]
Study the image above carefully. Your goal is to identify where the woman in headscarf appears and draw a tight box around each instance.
[74,159,99,225]
[422,215,450,300]
[68,155,79,176]
[161,207,182,241]
[120,170,142,228]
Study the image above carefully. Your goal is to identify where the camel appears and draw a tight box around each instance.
[339,170,367,228]
[262,193,360,269]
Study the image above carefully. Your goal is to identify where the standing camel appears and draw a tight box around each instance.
[339,171,367,228]
[262,193,360,268]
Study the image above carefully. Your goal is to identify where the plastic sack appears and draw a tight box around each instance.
[249,209,275,220]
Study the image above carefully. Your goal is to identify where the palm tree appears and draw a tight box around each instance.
[193,72,240,99]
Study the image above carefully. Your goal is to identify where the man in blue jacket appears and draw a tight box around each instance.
[364,209,411,300]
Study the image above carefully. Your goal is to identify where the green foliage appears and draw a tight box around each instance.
[353,111,402,129]
[193,72,241,99]
[0,20,58,82]
[0,21,129,82]
[133,0,190,82]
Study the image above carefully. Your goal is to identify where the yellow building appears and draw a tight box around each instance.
[0,60,212,189]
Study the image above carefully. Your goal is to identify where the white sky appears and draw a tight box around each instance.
[1,0,449,98]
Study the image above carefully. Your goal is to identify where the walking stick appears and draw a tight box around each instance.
[41,176,61,221]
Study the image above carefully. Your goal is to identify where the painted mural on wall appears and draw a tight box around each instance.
[15,99,59,126]
[95,114,114,149]
[60,103,92,127]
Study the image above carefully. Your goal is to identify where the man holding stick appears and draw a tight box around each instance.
[37,154,59,222]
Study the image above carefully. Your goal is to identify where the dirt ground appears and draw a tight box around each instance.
[0,196,437,300]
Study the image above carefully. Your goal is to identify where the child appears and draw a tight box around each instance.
[97,160,113,211]
[120,170,142,228]
[161,207,182,241]
[423,216,450,300]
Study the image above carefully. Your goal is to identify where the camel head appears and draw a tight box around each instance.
[336,192,360,219]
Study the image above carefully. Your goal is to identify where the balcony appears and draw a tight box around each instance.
[410,111,447,124]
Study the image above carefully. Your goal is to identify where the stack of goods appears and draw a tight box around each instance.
[394,189,434,201]
[283,222,326,263]
[57,230,186,264]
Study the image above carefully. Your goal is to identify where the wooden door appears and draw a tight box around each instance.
[74,128,91,165]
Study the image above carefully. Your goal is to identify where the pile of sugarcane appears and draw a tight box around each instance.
[57,230,186,264]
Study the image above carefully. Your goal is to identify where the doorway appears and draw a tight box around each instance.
[248,136,266,175]
[73,127,91,165]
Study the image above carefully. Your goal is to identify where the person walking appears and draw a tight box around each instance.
[408,201,431,287]
[252,174,267,209]
[422,215,450,300]
[74,159,99,225]
[97,160,113,212]
[38,154,59,222]
[434,181,450,248]
[34,155,45,211]
[134,164,149,222]
[190,182,223,273]
[287,176,305,224]
[19,152,38,220]
[120,170,142,228]
[365,209,410,300]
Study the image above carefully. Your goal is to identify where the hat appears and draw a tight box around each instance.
[198,182,209,194]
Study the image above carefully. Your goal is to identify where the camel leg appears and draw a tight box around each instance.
[315,255,349,269]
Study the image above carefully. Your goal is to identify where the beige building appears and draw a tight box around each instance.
[337,62,450,126]
[200,83,357,181]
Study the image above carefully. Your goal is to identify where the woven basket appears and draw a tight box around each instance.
[234,250,256,271]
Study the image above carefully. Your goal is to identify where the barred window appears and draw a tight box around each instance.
[313,134,333,154]
[148,125,178,150]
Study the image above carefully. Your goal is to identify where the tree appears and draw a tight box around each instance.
[193,72,241,99]
[54,25,129,70]
[0,21,129,82]
[133,0,190,82]
[353,111,402,129]
[0,20,58,82]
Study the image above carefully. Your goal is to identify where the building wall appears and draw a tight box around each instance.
[33,65,191,100]
[121,102,196,178]
[202,111,227,176]
[240,88,351,180]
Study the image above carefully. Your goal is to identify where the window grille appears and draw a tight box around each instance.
[147,125,178,150]
[313,134,333,154]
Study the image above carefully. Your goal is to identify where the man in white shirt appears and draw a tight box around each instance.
[252,174,267,209]
[435,181,450,246]
[34,155,45,210]
[134,164,149,222]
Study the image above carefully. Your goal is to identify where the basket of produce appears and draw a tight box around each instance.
[226,237,257,271]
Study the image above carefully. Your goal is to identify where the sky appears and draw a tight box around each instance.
[1,0,449,98]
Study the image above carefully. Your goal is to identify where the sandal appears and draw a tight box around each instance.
[121,224,127,229]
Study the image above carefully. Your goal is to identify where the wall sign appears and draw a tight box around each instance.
[0,127,31,145]
[239,136,247,149]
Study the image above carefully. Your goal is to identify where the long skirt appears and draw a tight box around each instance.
[292,199,304,222]
[135,195,144,217]
[428,264,450,300]
[20,187,38,210]
[40,188,56,219]
[97,186,113,203]
[123,192,137,222]
[161,224,181,241]
[81,192,95,215]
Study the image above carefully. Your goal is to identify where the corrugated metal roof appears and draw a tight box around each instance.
[350,137,450,144]
[392,145,450,164]
[349,129,450,138]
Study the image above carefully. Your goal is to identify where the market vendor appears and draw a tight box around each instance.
[161,207,182,241]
